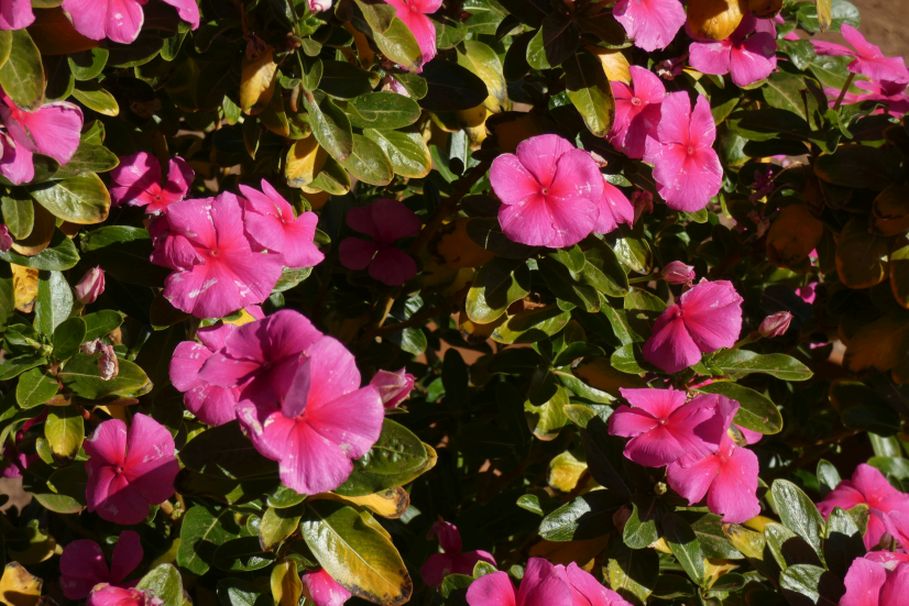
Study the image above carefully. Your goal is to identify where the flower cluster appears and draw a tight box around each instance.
[171,309,389,494]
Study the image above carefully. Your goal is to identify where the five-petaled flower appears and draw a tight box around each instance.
[689,16,778,87]
[60,531,143,600]
[338,198,421,286]
[61,0,200,45]
[109,152,194,213]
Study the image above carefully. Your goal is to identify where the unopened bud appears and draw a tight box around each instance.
[758,311,792,338]
[74,266,106,304]
[631,189,654,224]
[369,368,415,409]
[309,0,332,11]
[661,261,695,285]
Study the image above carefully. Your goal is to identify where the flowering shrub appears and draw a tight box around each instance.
[0,0,908,604]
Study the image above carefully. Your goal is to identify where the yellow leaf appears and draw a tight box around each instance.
[286,137,327,189]
[11,264,38,313]
[324,488,411,519]
[548,451,587,493]
[240,37,278,115]
[686,0,746,41]
[588,47,631,84]
[843,315,909,374]
[0,562,42,606]
[270,560,302,606]
[766,205,824,269]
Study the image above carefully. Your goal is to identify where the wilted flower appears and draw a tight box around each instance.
[369,368,416,409]
[661,261,695,285]
[60,531,143,600]
[758,311,792,338]
[75,266,106,305]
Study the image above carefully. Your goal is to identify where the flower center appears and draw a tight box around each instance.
[686,145,695,156]
[114,464,125,475]
[540,187,549,195]
[209,249,219,257]
[631,96,642,107]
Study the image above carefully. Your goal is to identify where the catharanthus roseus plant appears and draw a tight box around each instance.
[0,0,908,604]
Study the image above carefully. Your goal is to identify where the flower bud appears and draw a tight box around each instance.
[758,311,792,338]
[369,368,415,409]
[75,266,106,305]
[631,189,654,224]
[0,224,11,252]
[309,0,332,11]
[661,261,695,285]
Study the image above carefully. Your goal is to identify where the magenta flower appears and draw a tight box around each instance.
[61,0,200,45]
[198,309,323,418]
[489,134,608,248]
[302,569,351,606]
[608,388,732,468]
[383,0,441,68]
[84,413,179,525]
[338,198,421,286]
[239,179,323,269]
[689,16,778,87]
[0,0,33,30]
[661,261,696,285]
[88,585,161,606]
[75,266,106,305]
[170,322,243,426]
[667,434,760,523]
[420,521,496,587]
[758,311,793,338]
[244,335,384,495]
[466,558,631,606]
[596,180,636,234]
[613,0,686,52]
[840,552,909,606]
[812,24,909,86]
[817,463,909,550]
[149,193,284,318]
[643,279,743,373]
[369,368,416,409]
[608,66,666,160]
[0,224,10,251]
[831,79,909,114]
[109,152,194,213]
[0,92,83,185]
[644,92,723,212]
[60,531,142,600]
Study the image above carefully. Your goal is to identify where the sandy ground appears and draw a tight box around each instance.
[853,0,909,59]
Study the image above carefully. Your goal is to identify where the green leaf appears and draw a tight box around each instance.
[303,93,353,162]
[770,480,825,556]
[335,419,436,496]
[606,540,657,604]
[59,353,152,399]
[30,173,111,225]
[697,382,783,435]
[816,144,901,191]
[779,564,825,603]
[539,491,614,541]
[82,310,124,341]
[763,71,810,121]
[52,316,86,361]
[420,60,488,111]
[1,196,35,240]
[348,92,421,129]
[177,506,239,576]
[824,506,866,576]
[44,407,84,458]
[662,513,705,586]
[213,537,274,572]
[816,459,841,495]
[354,0,422,72]
[0,30,11,70]
[0,232,80,271]
[339,134,394,186]
[267,485,307,509]
[318,60,373,98]
[525,13,579,70]
[465,259,530,324]
[136,564,189,606]
[565,52,614,137]
[300,502,412,606]
[622,502,658,549]
[71,84,119,116]
[259,506,302,551]
[15,368,59,409]
[491,305,571,344]
[34,270,73,337]
[363,129,431,179]
[0,29,44,108]
[703,349,813,381]
[67,47,110,81]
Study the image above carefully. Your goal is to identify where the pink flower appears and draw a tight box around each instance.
[239,179,323,269]
[817,463,909,550]
[301,569,351,606]
[661,261,695,285]
[0,91,83,185]
[109,152,194,213]
[369,368,416,409]
[421,521,496,587]
[689,16,778,87]
[149,193,284,318]
[643,279,743,373]
[758,311,792,338]
[60,531,142,600]
[198,309,323,418]
[61,0,200,45]
[243,335,384,494]
[338,198,421,286]
[383,0,441,68]
[608,388,732,467]
[88,585,161,606]
[840,552,909,606]
[613,0,686,52]
[170,322,243,426]
[466,558,631,606]
[309,0,332,11]
[596,180,635,234]
[830,79,909,114]
[0,224,11,252]
[75,266,106,305]
[0,0,33,30]
[644,92,723,212]
[84,413,179,525]
[812,24,909,86]
[489,134,608,248]
[608,66,666,159]
[667,434,761,523]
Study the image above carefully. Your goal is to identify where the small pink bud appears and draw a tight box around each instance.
[661,261,695,285]
[631,189,654,224]
[75,266,105,305]
[309,0,332,11]
[758,311,792,338]
[369,368,415,409]
[0,224,11,252]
